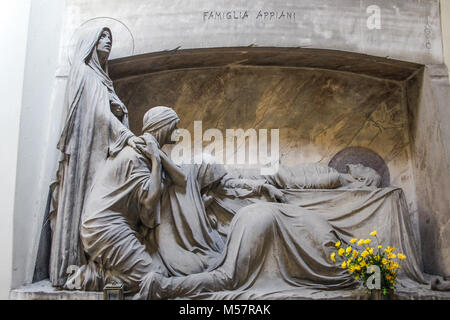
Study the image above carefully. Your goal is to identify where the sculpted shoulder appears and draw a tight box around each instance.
[113,145,150,166]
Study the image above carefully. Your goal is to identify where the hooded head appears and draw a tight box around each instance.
[68,26,115,95]
[58,27,117,152]
[142,106,180,146]
[96,29,112,57]
[346,163,381,188]
[72,27,112,68]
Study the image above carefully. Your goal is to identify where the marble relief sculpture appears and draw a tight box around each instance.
[134,151,426,299]
[62,105,425,299]
[50,27,431,299]
[49,27,144,287]
[65,107,186,293]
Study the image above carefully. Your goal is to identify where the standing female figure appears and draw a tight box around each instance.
[49,27,142,287]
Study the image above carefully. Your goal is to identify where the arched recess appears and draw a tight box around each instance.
[109,47,421,183]
[33,47,426,283]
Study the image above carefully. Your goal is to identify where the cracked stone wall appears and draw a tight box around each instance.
[114,66,418,214]
[407,66,450,276]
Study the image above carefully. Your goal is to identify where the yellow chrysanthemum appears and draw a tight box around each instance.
[398,253,406,260]
[338,248,345,256]
[361,251,368,258]
[330,252,336,262]
[378,245,382,249]
[364,239,371,245]
[382,258,388,265]
[357,239,365,246]
[350,238,358,244]
[352,250,359,258]
[384,246,396,254]
[335,241,341,248]
[370,230,377,236]
[388,253,397,259]
[346,246,352,254]
[341,262,347,269]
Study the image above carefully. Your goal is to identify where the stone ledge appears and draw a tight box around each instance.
[9,280,450,300]
[10,280,103,300]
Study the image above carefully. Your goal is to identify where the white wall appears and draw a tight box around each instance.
[0,1,31,299]
[11,0,67,289]
[442,0,450,70]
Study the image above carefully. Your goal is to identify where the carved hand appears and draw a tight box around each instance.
[111,103,125,118]
[262,184,288,203]
[138,134,161,163]
[128,135,146,151]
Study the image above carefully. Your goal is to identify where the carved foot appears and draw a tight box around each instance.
[63,265,84,291]
[133,272,165,300]
[430,276,450,291]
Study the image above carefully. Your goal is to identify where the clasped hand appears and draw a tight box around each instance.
[261,184,288,203]
[129,134,160,163]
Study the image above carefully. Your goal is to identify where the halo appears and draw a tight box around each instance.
[67,17,135,66]
[328,146,390,187]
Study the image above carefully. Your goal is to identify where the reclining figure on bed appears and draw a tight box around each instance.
[227,161,382,191]
[136,155,426,299]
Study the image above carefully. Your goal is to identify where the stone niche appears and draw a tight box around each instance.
[24,47,450,300]
[112,47,422,217]
[109,47,450,277]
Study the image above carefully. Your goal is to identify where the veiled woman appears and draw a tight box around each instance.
[65,107,186,294]
[49,27,143,287]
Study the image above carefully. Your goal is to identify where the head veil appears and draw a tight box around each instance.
[142,106,180,146]
[57,26,126,152]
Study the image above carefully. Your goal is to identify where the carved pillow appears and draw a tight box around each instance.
[265,163,341,189]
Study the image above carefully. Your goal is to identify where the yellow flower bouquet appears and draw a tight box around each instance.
[331,230,407,297]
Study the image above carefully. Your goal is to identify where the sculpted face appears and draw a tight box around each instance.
[346,164,365,179]
[161,121,179,145]
[346,164,381,187]
[97,30,112,55]
[144,121,179,147]
[111,103,124,118]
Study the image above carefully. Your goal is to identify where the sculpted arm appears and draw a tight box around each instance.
[140,141,162,216]
[104,105,139,156]
[220,175,287,203]
[158,150,187,188]
[221,176,266,192]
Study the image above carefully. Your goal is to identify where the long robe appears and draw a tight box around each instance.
[137,165,426,300]
[70,146,163,293]
[145,162,228,277]
[49,27,134,286]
